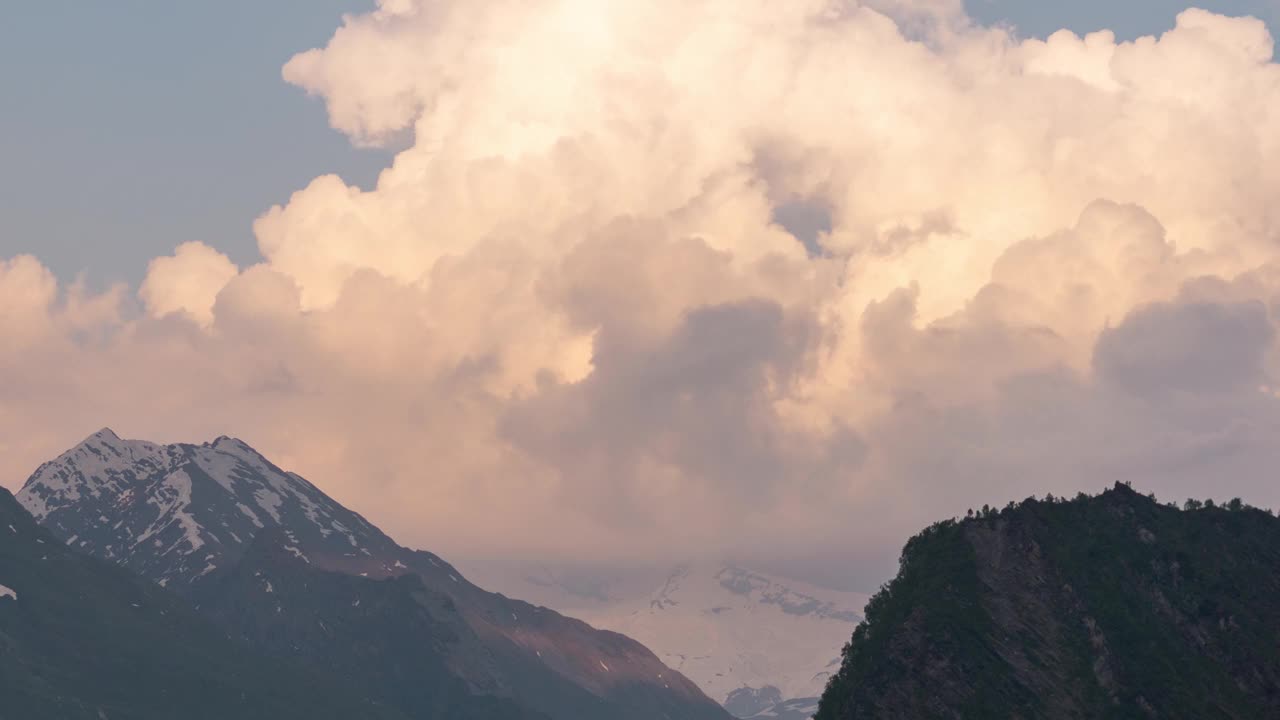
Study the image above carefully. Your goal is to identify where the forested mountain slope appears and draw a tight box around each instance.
[817,484,1280,720]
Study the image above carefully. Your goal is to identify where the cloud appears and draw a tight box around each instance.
[1095,298,1274,396]
[501,297,862,547]
[139,242,239,327]
[4,3,1280,588]
[0,255,58,347]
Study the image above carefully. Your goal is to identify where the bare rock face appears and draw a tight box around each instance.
[19,428,730,720]
[817,484,1280,720]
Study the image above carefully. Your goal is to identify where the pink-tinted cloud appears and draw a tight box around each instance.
[4,3,1280,584]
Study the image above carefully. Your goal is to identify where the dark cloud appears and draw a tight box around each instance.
[771,199,833,258]
[503,297,863,528]
[1094,298,1274,395]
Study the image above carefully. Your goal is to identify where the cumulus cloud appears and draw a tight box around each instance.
[4,2,1280,588]
[0,255,59,347]
[139,242,239,326]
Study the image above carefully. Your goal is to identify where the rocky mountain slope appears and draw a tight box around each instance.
[195,529,549,720]
[496,563,868,718]
[0,487,403,720]
[817,483,1280,720]
[17,429,729,720]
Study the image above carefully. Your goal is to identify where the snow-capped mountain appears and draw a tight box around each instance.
[18,428,401,589]
[490,563,870,717]
[734,696,821,720]
[17,428,731,720]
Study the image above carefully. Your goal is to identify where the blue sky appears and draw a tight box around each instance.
[0,0,386,287]
[969,0,1277,39]
[3,0,1277,287]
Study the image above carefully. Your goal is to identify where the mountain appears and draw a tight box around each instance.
[0,486,403,720]
[195,529,549,720]
[493,563,869,718]
[733,695,820,720]
[17,428,730,720]
[724,687,821,720]
[817,483,1280,720]
[18,428,399,590]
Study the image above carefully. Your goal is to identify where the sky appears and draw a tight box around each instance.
[3,1,1280,592]
[4,1,1275,285]
[0,1,387,287]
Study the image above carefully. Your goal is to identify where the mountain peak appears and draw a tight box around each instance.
[209,434,249,451]
[88,426,121,443]
[18,428,165,522]
[65,426,149,459]
[17,432,399,588]
[206,434,273,467]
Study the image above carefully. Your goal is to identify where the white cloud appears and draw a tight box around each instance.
[0,255,58,348]
[139,242,239,327]
[4,3,1280,585]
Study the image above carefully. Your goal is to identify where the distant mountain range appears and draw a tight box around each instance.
[12,428,731,720]
[817,484,1280,719]
[498,562,869,719]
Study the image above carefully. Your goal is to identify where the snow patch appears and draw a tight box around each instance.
[193,448,245,494]
[235,502,265,529]
[253,488,284,523]
[130,469,205,556]
[330,519,359,547]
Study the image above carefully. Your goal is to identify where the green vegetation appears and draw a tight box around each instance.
[817,483,1280,720]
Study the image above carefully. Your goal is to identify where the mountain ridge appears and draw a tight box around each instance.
[17,428,730,720]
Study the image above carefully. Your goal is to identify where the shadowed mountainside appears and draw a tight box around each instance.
[817,483,1280,720]
[0,488,405,720]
